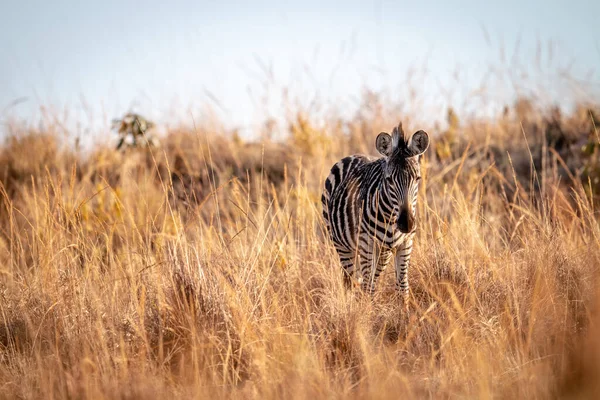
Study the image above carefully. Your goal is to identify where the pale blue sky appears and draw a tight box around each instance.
[1,0,599,140]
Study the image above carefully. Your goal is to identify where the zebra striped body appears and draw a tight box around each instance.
[322,123,429,298]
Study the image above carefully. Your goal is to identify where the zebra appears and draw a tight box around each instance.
[321,122,429,302]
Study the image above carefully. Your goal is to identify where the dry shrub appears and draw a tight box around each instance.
[1,91,600,399]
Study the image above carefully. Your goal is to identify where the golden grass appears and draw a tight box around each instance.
[1,97,600,399]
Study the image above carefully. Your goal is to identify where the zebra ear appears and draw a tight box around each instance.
[376,132,393,157]
[408,130,429,156]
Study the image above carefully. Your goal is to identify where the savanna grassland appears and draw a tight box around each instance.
[1,87,600,399]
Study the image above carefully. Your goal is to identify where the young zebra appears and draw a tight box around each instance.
[321,122,429,301]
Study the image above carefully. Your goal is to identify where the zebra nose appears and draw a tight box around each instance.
[398,208,414,233]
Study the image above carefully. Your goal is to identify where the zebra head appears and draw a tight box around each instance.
[375,123,429,234]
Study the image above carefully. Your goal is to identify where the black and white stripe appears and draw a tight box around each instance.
[322,122,429,299]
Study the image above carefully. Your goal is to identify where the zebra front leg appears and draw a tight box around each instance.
[357,234,373,294]
[358,235,379,296]
[337,250,356,289]
[370,247,393,295]
[395,238,413,309]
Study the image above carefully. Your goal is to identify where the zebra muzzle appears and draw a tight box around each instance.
[398,207,415,234]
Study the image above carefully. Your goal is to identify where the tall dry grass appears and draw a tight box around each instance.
[1,92,600,399]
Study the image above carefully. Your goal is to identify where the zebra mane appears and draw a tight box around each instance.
[391,122,408,153]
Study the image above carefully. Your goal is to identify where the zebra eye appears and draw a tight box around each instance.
[416,176,422,181]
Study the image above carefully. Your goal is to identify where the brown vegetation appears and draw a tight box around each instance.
[1,93,599,399]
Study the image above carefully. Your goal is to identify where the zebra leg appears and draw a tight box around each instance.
[337,250,355,289]
[368,247,393,295]
[395,238,413,306]
[358,235,378,295]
